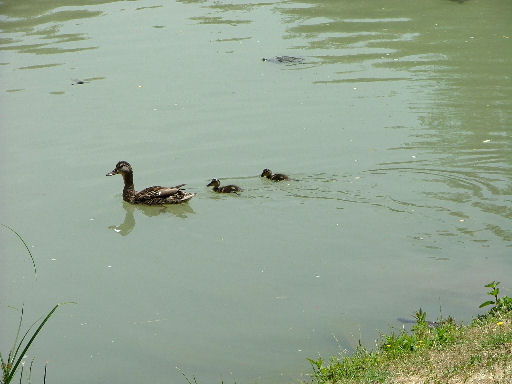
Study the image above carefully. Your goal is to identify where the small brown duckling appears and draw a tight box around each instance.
[261,168,289,181]
[207,178,242,193]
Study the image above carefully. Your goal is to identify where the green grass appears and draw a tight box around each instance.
[1,305,62,384]
[308,284,512,384]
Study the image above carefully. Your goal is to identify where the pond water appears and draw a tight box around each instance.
[1,0,511,383]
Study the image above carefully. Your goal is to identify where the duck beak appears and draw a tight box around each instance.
[106,169,117,176]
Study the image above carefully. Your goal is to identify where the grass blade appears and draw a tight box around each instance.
[9,306,25,368]
[11,310,42,369]
[176,367,198,384]
[5,305,59,383]
[28,358,34,384]
[1,224,37,277]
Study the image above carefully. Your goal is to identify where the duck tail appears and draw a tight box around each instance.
[181,192,195,202]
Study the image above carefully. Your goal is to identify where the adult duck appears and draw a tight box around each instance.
[106,161,195,205]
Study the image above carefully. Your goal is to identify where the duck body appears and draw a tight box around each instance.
[106,161,195,205]
[207,178,242,193]
[261,168,289,181]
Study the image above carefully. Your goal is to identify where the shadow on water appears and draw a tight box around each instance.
[108,201,195,236]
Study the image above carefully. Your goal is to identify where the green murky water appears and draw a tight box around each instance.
[1,0,511,382]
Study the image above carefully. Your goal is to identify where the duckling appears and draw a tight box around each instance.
[261,168,289,181]
[207,178,242,193]
[106,161,195,205]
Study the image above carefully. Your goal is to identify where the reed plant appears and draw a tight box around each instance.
[479,281,512,317]
[1,305,61,384]
[1,225,36,276]
[1,225,70,384]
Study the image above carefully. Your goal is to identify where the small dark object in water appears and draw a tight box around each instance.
[262,56,305,64]
[207,178,242,193]
[106,161,195,205]
[261,168,289,181]
[72,79,84,85]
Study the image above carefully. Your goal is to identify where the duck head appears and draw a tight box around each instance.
[106,161,132,176]
[207,178,220,187]
[261,169,272,178]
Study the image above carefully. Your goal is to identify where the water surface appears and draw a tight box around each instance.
[1,0,511,383]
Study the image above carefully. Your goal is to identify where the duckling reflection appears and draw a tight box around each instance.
[109,201,195,236]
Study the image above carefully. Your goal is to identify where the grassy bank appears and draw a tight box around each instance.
[308,283,512,384]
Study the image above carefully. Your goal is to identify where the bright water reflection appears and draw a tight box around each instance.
[109,202,196,236]
[1,0,511,383]
[0,1,107,55]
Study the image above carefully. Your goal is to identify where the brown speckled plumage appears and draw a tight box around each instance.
[261,168,289,181]
[106,161,195,205]
[207,178,242,193]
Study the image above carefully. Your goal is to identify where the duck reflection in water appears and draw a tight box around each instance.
[108,201,195,236]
